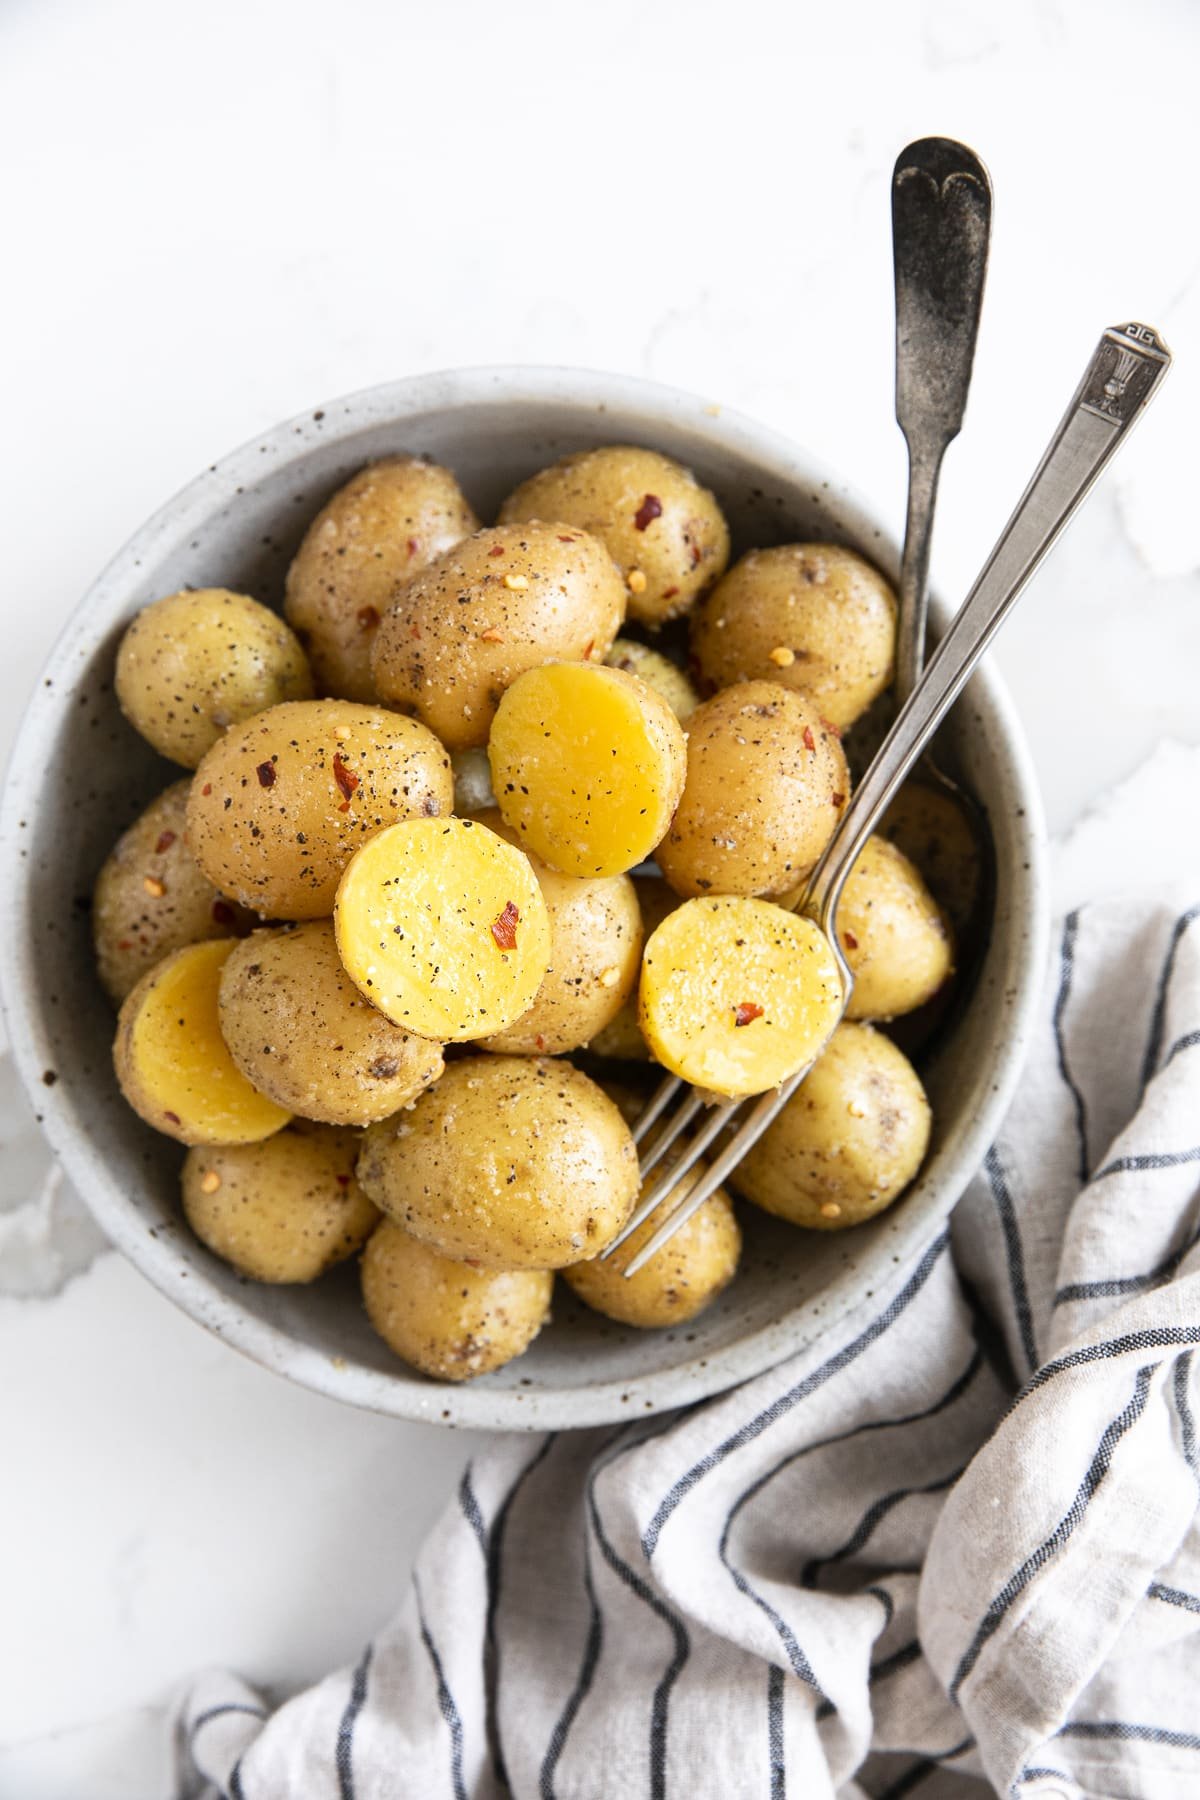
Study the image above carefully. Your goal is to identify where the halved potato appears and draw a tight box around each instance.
[564,1163,741,1328]
[731,1021,931,1228]
[639,895,844,1097]
[182,1122,378,1281]
[113,940,292,1145]
[334,817,551,1042]
[362,1221,553,1381]
[356,1055,638,1268]
[489,662,686,878]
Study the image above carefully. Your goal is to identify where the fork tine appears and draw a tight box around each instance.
[631,1072,683,1146]
[620,1071,806,1278]
[637,1086,703,1182]
[601,1093,742,1258]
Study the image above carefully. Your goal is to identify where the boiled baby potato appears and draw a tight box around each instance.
[881,778,982,941]
[357,1056,638,1268]
[93,780,253,1005]
[639,896,844,1098]
[655,681,849,899]
[114,939,292,1145]
[589,876,681,1062]
[564,1163,741,1328]
[361,1221,553,1381]
[284,456,479,703]
[471,810,642,1056]
[115,589,313,768]
[187,699,453,919]
[605,637,700,722]
[489,663,686,878]
[498,445,730,625]
[371,522,625,750]
[731,1022,931,1229]
[182,1121,378,1282]
[218,921,444,1125]
[335,817,551,1042]
[837,835,953,1020]
[691,544,896,730]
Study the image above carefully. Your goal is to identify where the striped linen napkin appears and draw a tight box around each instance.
[173,826,1200,1800]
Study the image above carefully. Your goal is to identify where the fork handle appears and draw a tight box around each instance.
[808,321,1171,928]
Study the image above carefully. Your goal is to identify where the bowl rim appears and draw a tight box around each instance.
[0,363,1049,1430]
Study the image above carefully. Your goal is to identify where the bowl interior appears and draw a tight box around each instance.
[0,369,1046,1428]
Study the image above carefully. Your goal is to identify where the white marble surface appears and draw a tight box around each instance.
[2,0,1199,1787]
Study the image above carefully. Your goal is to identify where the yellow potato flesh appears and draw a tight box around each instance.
[115,940,292,1144]
[639,896,844,1098]
[489,662,685,878]
[334,818,551,1042]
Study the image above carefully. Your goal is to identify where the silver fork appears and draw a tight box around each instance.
[606,320,1171,1279]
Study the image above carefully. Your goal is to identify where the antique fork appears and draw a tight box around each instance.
[606,321,1171,1279]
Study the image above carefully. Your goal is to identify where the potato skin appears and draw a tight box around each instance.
[370,522,625,750]
[605,638,700,722]
[588,876,681,1062]
[655,681,850,899]
[186,699,453,919]
[691,544,896,730]
[472,810,643,1056]
[881,779,981,941]
[838,835,954,1021]
[565,1170,741,1328]
[356,1056,639,1269]
[284,457,479,703]
[182,1122,378,1282]
[362,1221,553,1381]
[218,921,444,1125]
[499,446,729,625]
[115,589,313,767]
[93,780,253,1004]
[731,1022,931,1228]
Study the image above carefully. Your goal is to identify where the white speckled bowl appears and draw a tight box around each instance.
[0,367,1047,1429]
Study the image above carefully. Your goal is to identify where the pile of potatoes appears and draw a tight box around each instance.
[96,444,957,1384]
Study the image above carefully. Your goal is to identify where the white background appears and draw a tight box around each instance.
[2,0,1198,1788]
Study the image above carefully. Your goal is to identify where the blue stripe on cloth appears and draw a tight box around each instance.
[1092,1146,1200,1180]
[643,1230,951,1558]
[767,1664,785,1800]
[228,1761,246,1799]
[1149,1581,1200,1614]
[800,1464,966,1589]
[335,1644,373,1800]
[1164,1027,1200,1070]
[1140,904,1200,1090]
[1054,1218,1200,1308]
[458,1465,488,1559]
[189,1703,267,1744]
[415,1576,467,1800]
[1059,1719,1200,1750]
[486,1433,558,1788]
[1053,910,1090,1184]
[538,1554,603,1800]
[1012,1327,1200,1410]
[949,1365,1155,1701]
[718,1347,981,1708]
[870,1639,923,1685]
[985,1146,1038,1370]
[1175,1350,1198,1478]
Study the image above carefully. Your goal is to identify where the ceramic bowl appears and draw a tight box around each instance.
[0,367,1047,1429]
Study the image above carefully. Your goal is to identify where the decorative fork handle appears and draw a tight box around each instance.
[612,322,1170,1280]
[806,321,1172,960]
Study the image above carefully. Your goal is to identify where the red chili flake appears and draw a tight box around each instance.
[662,585,680,601]
[688,538,702,568]
[154,829,177,854]
[819,715,843,740]
[480,627,505,643]
[557,534,576,543]
[356,604,380,630]
[831,791,846,807]
[583,639,595,659]
[164,1110,182,1125]
[491,900,520,950]
[489,543,506,557]
[117,939,134,951]
[256,761,276,788]
[201,783,212,797]
[802,726,816,752]
[409,621,422,640]
[407,536,420,556]
[333,754,359,810]
[535,1033,546,1051]
[633,494,663,532]
[843,930,859,951]
[336,1173,351,1187]
[734,1002,764,1028]
[211,900,236,926]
